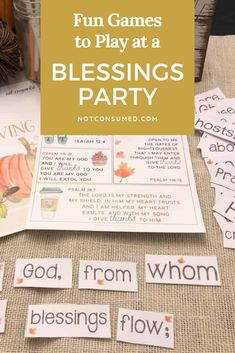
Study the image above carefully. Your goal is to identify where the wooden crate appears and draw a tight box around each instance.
[0,0,14,29]
[195,0,217,81]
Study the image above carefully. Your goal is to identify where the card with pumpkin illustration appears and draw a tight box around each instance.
[28,135,205,233]
[0,81,39,237]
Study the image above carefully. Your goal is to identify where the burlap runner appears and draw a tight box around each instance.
[0,35,235,352]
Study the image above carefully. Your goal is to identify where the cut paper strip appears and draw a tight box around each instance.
[195,88,225,115]
[0,300,7,333]
[25,304,111,338]
[145,255,221,286]
[213,191,235,223]
[195,115,235,144]
[211,163,235,192]
[0,262,4,291]
[14,258,73,288]
[117,308,174,349]
[79,260,138,292]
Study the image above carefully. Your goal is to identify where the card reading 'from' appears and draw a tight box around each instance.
[79,260,138,292]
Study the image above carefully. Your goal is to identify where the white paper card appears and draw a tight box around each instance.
[223,223,235,249]
[117,308,174,349]
[198,135,235,159]
[213,191,235,222]
[0,262,4,291]
[27,136,205,233]
[211,163,235,191]
[0,300,7,333]
[195,88,225,115]
[14,258,72,288]
[79,260,138,292]
[195,115,235,144]
[25,304,111,338]
[201,99,235,124]
[145,255,221,286]
[214,213,235,249]
[204,155,235,174]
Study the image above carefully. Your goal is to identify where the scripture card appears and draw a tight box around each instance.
[79,260,138,292]
[213,191,235,223]
[195,88,225,115]
[117,308,174,349]
[145,255,221,286]
[211,163,235,191]
[14,258,72,288]
[27,135,205,233]
[25,304,111,338]
[0,262,4,291]
[0,81,40,238]
[0,300,7,333]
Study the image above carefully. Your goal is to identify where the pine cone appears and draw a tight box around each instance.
[0,18,21,82]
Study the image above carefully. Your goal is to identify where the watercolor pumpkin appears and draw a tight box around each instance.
[0,138,36,202]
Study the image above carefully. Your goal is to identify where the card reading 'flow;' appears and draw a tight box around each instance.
[117,308,174,349]
[25,304,111,338]
[0,300,7,333]
[0,262,4,291]
[79,260,138,292]
[145,255,221,286]
[14,259,73,288]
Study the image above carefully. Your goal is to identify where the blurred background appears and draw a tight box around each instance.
[212,0,235,35]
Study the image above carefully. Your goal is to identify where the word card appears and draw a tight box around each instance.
[0,300,7,333]
[0,262,4,291]
[79,260,138,292]
[25,304,111,338]
[117,308,174,348]
[14,258,73,288]
[145,255,221,286]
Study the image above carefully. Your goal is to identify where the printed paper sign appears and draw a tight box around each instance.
[0,300,7,333]
[117,308,174,349]
[14,258,72,288]
[42,0,194,136]
[211,163,235,191]
[79,260,138,292]
[0,81,39,238]
[145,255,221,286]
[25,304,111,338]
[195,88,225,115]
[0,262,4,291]
[213,191,235,222]
[27,135,205,233]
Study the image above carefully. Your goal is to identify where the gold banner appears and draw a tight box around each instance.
[41,0,194,135]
